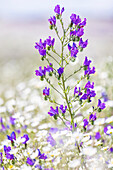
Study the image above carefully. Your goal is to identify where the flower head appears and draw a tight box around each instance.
[95,132,101,140]
[54,5,64,15]
[79,38,88,48]
[46,36,55,47]
[7,131,16,143]
[48,106,59,116]
[48,16,56,26]
[35,39,46,56]
[21,134,29,144]
[68,43,78,58]
[26,157,35,166]
[43,87,50,96]
[57,67,64,76]
[97,99,106,111]
[35,66,46,77]
[70,14,81,25]
[59,105,67,114]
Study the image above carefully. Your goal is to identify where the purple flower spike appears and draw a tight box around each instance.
[89,113,97,121]
[59,105,67,114]
[43,87,50,96]
[21,134,29,144]
[37,149,47,160]
[79,38,88,48]
[48,16,56,26]
[47,133,56,146]
[48,106,59,116]
[95,132,101,140]
[98,99,106,110]
[26,157,35,166]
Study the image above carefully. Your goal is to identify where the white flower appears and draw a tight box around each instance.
[68,159,80,168]
[82,147,97,156]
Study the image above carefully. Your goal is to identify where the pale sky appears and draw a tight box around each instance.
[0,0,113,20]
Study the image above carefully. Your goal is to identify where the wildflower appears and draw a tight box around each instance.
[48,16,56,26]
[46,36,55,47]
[84,56,91,67]
[85,81,94,89]
[35,39,46,56]
[74,87,82,96]
[79,18,87,27]
[48,106,59,117]
[70,14,81,25]
[104,125,113,135]
[37,149,47,160]
[68,43,78,58]
[83,119,89,127]
[35,66,46,79]
[54,5,64,16]
[95,132,101,140]
[59,105,67,114]
[57,67,64,77]
[6,153,14,160]
[101,92,108,102]
[43,87,50,96]
[26,157,35,166]
[4,145,11,154]
[109,147,113,153]
[10,117,16,126]
[46,63,53,74]
[97,99,106,111]
[79,38,88,49]
[21,134,29,144]
[80,88,96,102]
[7,131,16,145]
[89,113,97,124]
[0,152,3,164]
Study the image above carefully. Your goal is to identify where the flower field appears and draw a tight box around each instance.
[0,4,113,170]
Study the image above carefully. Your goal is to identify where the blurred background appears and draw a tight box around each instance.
[0,0,113,90]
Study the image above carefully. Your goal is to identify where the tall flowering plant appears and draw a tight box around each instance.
[35,5,106,154]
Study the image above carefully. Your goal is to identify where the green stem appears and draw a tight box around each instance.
[47,51,61,66]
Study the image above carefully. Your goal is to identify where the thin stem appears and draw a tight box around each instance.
[65,66,83,82]
[58,115,71,130]
[52,49,61,58]
[54,27,61,41]
[47,51,61,66]
[45,77,64,98]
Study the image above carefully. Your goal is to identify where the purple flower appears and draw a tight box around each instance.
[43,87,50,96]
[74,87,82,96]
[104,125,113,135]
[89,113,97,121]
[10,117,16,126]
[0,117,6,131]
[76,28,84,37]
[79,38,88,48]
[4,145,11,154]
[37,149,47,160]
[0,152,3,164]
[35,39,46,56]
[109,147,113,153]
[85,81,94,89]
[84,56,91,67]
[21,134,29,144]
[48,16,56,26]
[80,88,96,102]
[7,131,16,143]
[79,18,87,27]
[101,92,108,102]
[54,5,64,15]
[74,123,77,128]
[95,132,101,140]
[85,66,95,76]
[47,133,56,146]
[97,99,106,110]
[57,67,64,76]
[35,66,46,77]
[26,157,35,166]
[59,105,67,114]
[68,43,78,58]
[46,63,53,73]
[46,36,55,47]
[6,153,14,160]
[48,106,59,116]
[70,14,81,25]
[83,119,89,127]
